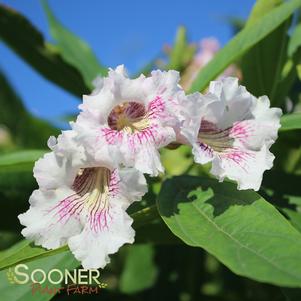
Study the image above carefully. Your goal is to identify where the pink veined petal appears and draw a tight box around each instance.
[188,77,281,191]
[18,188,82,249]
[19,145,147,269]
[73,66,201,176]
[68,205,134,269]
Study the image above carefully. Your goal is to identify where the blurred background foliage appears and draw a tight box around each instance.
[1,0,301,300]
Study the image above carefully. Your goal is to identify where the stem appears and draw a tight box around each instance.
[131,204,159,229]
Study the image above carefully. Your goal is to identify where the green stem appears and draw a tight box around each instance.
[131,205,159,229]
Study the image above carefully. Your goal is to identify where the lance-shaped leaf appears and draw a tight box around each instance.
[0,4,89,97]
[0,70,59,148]
[0,150,45,231]
[241,0,291,105]
[167,26,195,71]
[41,0,107,88]
[0,241,78,301]
[188,0,301,93]
[0,206,161,270]
[158,176,301,287]
[280,113,301,131]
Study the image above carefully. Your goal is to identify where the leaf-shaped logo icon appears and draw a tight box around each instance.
[6,267,16,284]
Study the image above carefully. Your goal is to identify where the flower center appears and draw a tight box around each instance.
[108,102,149,133]
[198,120,234,152]
[52,167,118,232]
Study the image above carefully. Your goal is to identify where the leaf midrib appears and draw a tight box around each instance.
[170,191,301,282]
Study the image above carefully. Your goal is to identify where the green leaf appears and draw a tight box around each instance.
[0,4,89,97]
[0,241,78,301]
[0,206,160,271]
[188,0,301,93]
[0,150,45,232]
[168,26,195,71]
[280,113,301,131]
[0,150,44,192]
[282,208,301,233]
[41,0,107,89]
[0,70,59,148]
[160,145,193,176]
[119,244,158,294]
[246,0,283,25]
[288,24,301,57]
[157,176,301,287]
[0,241,68,271]
[241,0,290,105]
[0,150,45,167]
[0,231,20,251]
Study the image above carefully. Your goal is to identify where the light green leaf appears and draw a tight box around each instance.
[41,0,107,89]
[246,0,282,25]
[0,241,68,271]
[160,145,193,176]
[0,4,89,97]
[168,26,195,71]
[188,0,301,93]
[119,244,158,294]
[0,240,78,301]
[158,176,301,287]
[280,113,301,131]
[0,150,45,167]
[288,24,301,57]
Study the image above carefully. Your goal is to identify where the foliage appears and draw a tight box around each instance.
[0,0,301,300]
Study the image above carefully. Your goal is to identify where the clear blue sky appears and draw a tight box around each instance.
[0,0,255,127]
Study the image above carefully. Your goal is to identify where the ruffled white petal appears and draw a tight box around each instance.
[65,166,146,269]
[176,91,208,144]
[18,188,82,249]
[68,204,135,269]
[186,77,282,191]
[118,168,148,202]
[74,65,190,175]
[33,152,78,189]
[209,145,274,191]
[20,136,147,269]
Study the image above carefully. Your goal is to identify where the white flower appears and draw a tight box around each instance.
[180,77,282,191]
[18,131,147,269]
[73,65,200,176]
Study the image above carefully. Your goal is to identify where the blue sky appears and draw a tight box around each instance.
[0,0,255,126]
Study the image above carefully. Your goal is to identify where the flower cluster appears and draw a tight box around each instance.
[19,66,282,269]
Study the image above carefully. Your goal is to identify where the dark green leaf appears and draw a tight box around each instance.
[0,70,59,148]
[0,4,89,97]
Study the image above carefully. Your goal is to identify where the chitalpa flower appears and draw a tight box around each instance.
[73,65,201,176]
[18,130,147,269]
[179,77,282,191]
[18,68,282,270]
